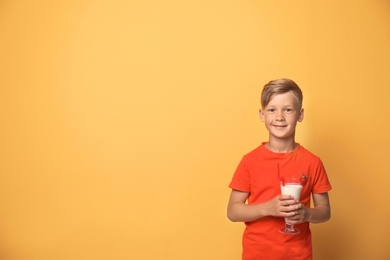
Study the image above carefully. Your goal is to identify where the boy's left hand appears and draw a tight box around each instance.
[285,203,307,224]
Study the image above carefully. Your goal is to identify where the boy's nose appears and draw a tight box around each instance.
[275,111,285,120]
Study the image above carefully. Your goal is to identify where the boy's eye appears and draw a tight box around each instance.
[284,108,294,113]
[267,109,276,113]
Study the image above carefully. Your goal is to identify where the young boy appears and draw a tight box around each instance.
[227,78,332,260]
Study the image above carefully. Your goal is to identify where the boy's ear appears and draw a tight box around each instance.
[259,109,265,122]
[298,108,304,122]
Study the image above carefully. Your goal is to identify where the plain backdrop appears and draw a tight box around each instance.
[1,1,390,259]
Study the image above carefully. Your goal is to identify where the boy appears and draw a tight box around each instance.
[227,78,332,259]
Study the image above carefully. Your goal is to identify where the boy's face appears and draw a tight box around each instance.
[259,91,304,141]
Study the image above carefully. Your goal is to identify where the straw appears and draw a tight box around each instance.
[278,163,285,186]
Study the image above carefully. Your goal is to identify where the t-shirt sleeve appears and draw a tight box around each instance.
[229,157,251,192]
[312,159,332,194]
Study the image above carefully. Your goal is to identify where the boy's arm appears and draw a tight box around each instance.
[306,192,331,223]
[227,189,298,222]
[288,192,331,224]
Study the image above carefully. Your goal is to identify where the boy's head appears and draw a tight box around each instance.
[261,78,303,109]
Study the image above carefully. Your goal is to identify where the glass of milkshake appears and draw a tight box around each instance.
[279,177,302,234]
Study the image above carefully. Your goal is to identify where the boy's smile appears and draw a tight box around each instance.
[259,91,304,143]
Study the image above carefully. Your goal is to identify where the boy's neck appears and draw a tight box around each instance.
[265,139,298,153]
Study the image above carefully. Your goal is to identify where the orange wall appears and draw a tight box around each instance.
[1,1,390,259]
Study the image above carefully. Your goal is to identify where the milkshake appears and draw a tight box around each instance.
[281,184,302,200]
[279,177,303,234]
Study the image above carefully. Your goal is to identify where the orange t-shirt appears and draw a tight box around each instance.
[229,143,332,260]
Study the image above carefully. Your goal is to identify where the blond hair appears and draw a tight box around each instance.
[261,78,303,109]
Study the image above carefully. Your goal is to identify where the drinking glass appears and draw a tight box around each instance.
[279,177,302,234]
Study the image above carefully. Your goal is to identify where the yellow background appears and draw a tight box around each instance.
[1,1,390,259]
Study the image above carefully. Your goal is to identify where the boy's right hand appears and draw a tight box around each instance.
[264,195,300,218]
[227,190,301,222]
